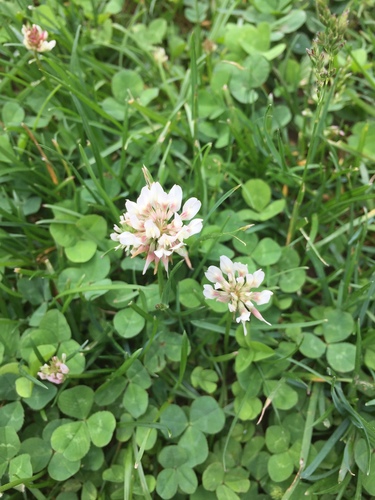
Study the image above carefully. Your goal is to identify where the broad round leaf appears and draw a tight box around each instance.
[179,279,202,308]
[0,374,19,401]
[177,465,198,494]
[229,72,259,103]
[127,359,152,389]
[265,426,290,453]
[95,377,127,406]
[363,454,375,496]
[39,309,71,342]
[113,308,145,338]
[76,215,107,240]
[191,366,219,394]
[160,404,188,438]
[240,54,269,88]
[236,365,263,394]
[252,238,282,266]
[23,383,57,411]
[224,466,250,493]
[51,421,91,461]
[300,333,326,359]
[238,436,264,468]
[0,401,24,431]
[58,386,94,419]
[79,251,111,282]
[216,484,240,500]
[274,9,307,34]
[263,380,298,410]
[57,267,85,296]
[81,445,105,472]
[122,382,148,418]
[279,247,300,268]
[279,269,306,293]
[198,89,225,119]
[354,438,370,475]
[2,102,25,126]
[245,450,270,481]
[159,445,188,468]
[65,240,97,263]
[50,223,78,247]
[102,464,124,482]
[250,341,275,361]
[137,284,161,311]
[190,396,225,434]
[42,418,73,443]
[163,331,191,362]
[326,343,356,373]
[179,427,208,467]
[234,394,262,421]
[136,426,157,451]
[235,348,255,374]
[268,451,294,482]
[105,282,138,309]
[81,481,97,499]
[232,231,259,255]
[238,23,270,53]
[323,309,354,343]
[112,69,144,102]
[101,97,125,120]
[0,426,20,461]
[87,411,116,447]
[258,199,286,221]
[147,18,167,44]
[200,240,235,260]
[116,413,134,442]
[20,437,52,472]
[242,179,271,212]
[48,452,80,481]
[8,454,32,482]
[203,462,224,491]
[156,468,178,499]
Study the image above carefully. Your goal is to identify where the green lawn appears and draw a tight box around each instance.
[0,0,374,498]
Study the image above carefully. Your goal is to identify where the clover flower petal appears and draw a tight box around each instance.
[38,354,69,385]
[180,198,201,220]
[111,168,202,274]
[205,265,227,287]
[22,24,56,52]
[204,256,273,334]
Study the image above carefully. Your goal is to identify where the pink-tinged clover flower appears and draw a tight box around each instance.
[111,167,203,274]
[38,354,69,384]
[22,24,56,52]
[203,255,273,334]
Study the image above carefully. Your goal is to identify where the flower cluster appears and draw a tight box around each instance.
[153,47,168,64]
[203,255,273,334]
[111,168,203,274]
[22,24,56,53]
[38,354,69,384]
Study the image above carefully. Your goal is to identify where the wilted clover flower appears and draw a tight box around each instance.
[111,167,203,274]
[22,24,56,52]
[203,255,273,334]
[38,354,69,384]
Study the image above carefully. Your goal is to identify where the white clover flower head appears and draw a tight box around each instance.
[22,24,56,52]
[111,167,203,274]
[38,353,69,384]
[203,255,273,334]
[153,47,168,64]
